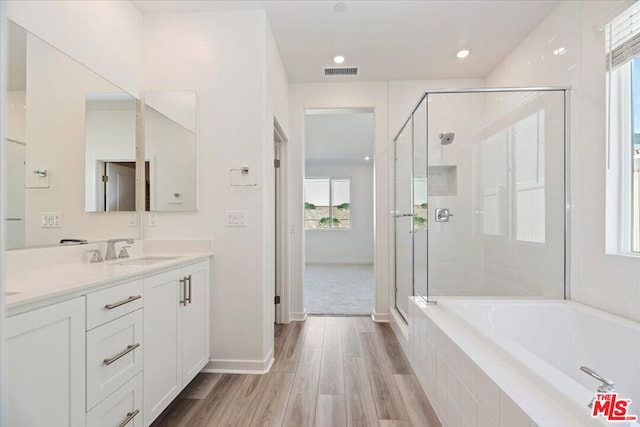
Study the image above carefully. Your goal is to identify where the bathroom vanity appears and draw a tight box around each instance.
[5,247,212,427]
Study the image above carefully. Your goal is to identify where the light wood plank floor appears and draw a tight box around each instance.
[151,317,441,427]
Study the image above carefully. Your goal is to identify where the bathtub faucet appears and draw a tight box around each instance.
[580,366,616,408]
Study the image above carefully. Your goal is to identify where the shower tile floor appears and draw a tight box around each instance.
[304,263,374,315]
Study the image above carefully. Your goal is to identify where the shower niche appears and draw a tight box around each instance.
[393,88,568,321]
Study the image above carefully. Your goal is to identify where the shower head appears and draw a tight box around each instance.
[439,132,455,145]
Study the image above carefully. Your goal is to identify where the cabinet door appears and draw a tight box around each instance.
[143,270,182,425]
[7,297,86,427]
[181,261,210,386]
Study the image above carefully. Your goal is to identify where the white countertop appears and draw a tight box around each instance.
[5,252,212,315]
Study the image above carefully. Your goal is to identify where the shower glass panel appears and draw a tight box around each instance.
[394,117,414,319]
[413,98,428,299]
[427,89,566,299]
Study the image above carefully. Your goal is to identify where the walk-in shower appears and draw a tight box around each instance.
[392,88,568,320]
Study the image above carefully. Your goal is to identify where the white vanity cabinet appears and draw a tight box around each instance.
[6,297,86,427]
[5,255,211,427]
[143,260,210,425]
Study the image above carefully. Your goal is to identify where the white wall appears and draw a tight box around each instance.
[5,90,25,143]
[7,0,142,96]
[305,163,374,264]
[486,0,640,322]
[142,10,289,371]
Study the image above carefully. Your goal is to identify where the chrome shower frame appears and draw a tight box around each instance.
[392,86,571,316]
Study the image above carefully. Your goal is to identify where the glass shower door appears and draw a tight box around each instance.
[413,97,428,299]
[426,89,566,299]
[394,117,413,319]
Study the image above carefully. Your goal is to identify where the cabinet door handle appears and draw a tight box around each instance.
[104,343,140,366]
[186,275,192,304]
[104,295,141,310]
[118,409,140,427]
[179,277,187,306]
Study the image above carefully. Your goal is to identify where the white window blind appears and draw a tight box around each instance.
[606,1,640,69]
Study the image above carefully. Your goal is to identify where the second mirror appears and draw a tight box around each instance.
[144,91,198,212]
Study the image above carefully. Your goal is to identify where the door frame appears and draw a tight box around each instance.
[274,118,289,324]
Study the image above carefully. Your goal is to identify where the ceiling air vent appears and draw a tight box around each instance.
[324,66,359,77]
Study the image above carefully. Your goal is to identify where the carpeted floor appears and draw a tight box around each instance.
[304,263,374,315]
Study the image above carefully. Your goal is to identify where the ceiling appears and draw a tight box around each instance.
[132,0,559,83]
[305,109,374,164]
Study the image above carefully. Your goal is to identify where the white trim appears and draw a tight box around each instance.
[290,307,308,322]
[390,307,409,340]
[371,311,390,323]
[203,348,274,374]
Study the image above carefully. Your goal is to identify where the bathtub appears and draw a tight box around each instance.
[406,298,640,427]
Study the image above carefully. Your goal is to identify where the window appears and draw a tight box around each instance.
[304,178,351,229]
[606,2,640,254]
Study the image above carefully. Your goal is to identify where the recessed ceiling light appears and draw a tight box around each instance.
[457,49,470,59]
[553,47,566,56]
[333,55,345,64]
[364,156,371,161]
[334,2,346,13]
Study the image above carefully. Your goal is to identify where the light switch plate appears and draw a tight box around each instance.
[226,211,248,227]
[41,212,62,228]
[148,212,158,227]
[128,213,138,227]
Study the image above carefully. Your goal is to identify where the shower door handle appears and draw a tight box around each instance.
[393,213,415,218]
[435,208,453,222]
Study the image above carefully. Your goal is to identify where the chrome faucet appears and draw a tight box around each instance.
[580,366,616,408]
[105,238,134,261]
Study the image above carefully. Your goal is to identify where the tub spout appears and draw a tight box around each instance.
[580,366,616,408]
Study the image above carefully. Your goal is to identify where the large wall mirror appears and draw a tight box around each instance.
[144,91,198,212]
[4,21,141,249]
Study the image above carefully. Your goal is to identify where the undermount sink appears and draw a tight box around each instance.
[5,291,21,296]
[117,256,177,266]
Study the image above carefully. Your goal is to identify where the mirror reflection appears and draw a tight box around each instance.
[84,93,137,212]
[3,21,140,249]
[144,91,198,212]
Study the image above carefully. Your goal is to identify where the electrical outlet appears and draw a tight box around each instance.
[226,211,248,227]
[41,212,62,228]
[148,212,158,227]
[128,213,138,227]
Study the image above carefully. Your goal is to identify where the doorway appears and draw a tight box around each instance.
[96,160,136,212]
[303,108,375,315]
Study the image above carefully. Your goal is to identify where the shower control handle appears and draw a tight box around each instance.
[435,208,453,222]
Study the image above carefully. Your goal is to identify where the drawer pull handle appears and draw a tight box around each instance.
[105,295,142,310]
[118,409,140,427]
[186,275,192,304]
[104,343,140,366]
[179,278,187,306]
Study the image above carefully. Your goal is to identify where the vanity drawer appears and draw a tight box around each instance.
[87,279,143,330]
[87,372,143,427]
[87,309,143,410]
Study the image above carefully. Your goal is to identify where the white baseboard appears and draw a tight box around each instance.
[371,311,391,323]
[203,348,274,374]
[290,307,308,321]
